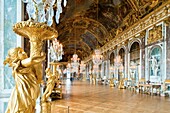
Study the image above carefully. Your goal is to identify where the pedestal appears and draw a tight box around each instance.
[41,102,51,113]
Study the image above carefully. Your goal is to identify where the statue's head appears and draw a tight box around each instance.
[8,47,28,60]
[45,68,52,76]
[4,47,28,66]
[45,68,50,72]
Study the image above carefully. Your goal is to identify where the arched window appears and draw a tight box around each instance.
[0,0,22,112]
[1,0,22,91]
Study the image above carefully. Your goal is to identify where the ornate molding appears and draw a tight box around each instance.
[84,1,170,63]
[101,2,170,53]
[147,25,162,45]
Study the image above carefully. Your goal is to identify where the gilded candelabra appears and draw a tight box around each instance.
[13,21,58,84]
[12,21,58,113]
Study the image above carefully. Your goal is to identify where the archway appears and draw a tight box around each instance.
[110,52,115,78]
[118,48,125,80]
[129,42,140,83]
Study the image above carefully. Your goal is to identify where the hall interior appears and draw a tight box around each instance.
[1,0,170,113]
[50,80,170,113]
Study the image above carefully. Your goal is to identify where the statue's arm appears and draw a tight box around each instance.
[21,52,46,67]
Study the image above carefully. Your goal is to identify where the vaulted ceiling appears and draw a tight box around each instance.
[53,0,166,62]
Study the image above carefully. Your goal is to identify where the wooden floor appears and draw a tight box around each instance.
[51,79,170,113]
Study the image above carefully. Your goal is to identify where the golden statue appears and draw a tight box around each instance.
[13,21,58,84]
[118,72,125,89]
[41,68,59,102]
[89,74,93,84]
[93,74,97,85]
[109,78,114,87]
[4,47,46,113]
[5,21,58,113]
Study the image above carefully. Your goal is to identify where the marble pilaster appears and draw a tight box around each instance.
[166,23,170,79]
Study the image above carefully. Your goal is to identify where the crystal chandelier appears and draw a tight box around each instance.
[71,27,80,68]
[110,65,115,73]
[130,62,137,72]
[93,64,99,72]
[92,0,103,65]
[71,53,80,68]
[119,64,124,72]
[130,65,136,70]
[114,55,122,67]
[22,0,67,25]
[80,61,86,73]
[92,49,103,65]
[50,38,64,61]
[71,54,80,63]
[114,55,124,72]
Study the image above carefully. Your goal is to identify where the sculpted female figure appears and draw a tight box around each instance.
[4,47,45,113]
[41,68,58,102]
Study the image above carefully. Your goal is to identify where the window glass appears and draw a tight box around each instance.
[3,0,17,89]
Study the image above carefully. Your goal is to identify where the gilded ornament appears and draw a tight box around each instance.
[41,68,60,102]
[13,21,58,84]
[4,47,46,113]
[147,25,162,45]
[4,20,58,113]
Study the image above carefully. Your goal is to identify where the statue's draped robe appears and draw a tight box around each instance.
[6,60,40,113]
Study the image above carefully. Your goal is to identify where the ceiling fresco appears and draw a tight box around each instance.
[53,0,167,62]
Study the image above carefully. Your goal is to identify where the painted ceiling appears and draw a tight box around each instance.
[53,0,166,62]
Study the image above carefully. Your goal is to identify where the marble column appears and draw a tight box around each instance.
[101,62,104,78]
[125,45,128,79]
[145,29,149,81]
[105,60,109,79]
[141,36,146,79]
[166,22,170,80]
[161,23,166,81]
[107,60,110,79]
[127,50,130,80]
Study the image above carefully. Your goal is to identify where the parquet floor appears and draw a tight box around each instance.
[51,79,170,113]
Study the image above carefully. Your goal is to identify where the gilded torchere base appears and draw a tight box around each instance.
[41,101,52,113]
[13,20,58,83]
[11,21,58,112]
[13,21,58,41]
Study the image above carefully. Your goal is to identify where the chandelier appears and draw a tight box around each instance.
[80,61,86,73]
[71,54,80,63]
[93,64,99,72]
[130,65,136,70]
[71,53,80,68]
[50,38,64,61]
[71,27,80,68]
[22,0,67,25]
[67,63,71,68]
[92,49,103,65]
[110,65,115,73]
[114,55,122,67]
[92,0,103,65]
[114,55,124,72]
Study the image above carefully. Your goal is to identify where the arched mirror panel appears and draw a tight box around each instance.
[149,46,162,82]
[129,42,140,82]
[110,52,115,78]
